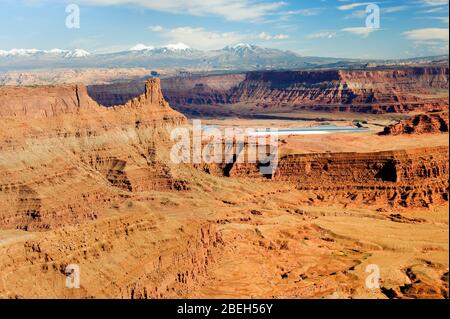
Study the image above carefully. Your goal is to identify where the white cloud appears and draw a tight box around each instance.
[434,16,450,24]
[78,0,286,21]
[258,32,289,40]
[338,2,373,10]
[307,31,337,39]
[422,0,449,6]
[158,26,247,50]
[129,43,154,51]
[403,27,449,55]
[341,27,379,37]
[278,8,322,22]
[273,34,289,39]
[403,28,449,41]
[410,41,449,55]
[421,0,449,13]
[149,25,163,32]
[415,16,449,25]
[258,32,272,40]
[424,6,447,12]
[283,8,321,16]
[150,26,289,50]
[164,42,191,50]
[344,4,408,18]
[430,43,449,54]
[383,6,409,13]
[344,10,366,19]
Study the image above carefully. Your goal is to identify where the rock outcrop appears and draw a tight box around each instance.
[87,74,247,108]
[0,78,185,123]
[88,66,449,114]
[0,84,98,118]
[0,79,187,231]
[87,80,147,107]
[379,112,449,135]
[205,146,449,208]
[226,67,449,113]
[161,74,246,107]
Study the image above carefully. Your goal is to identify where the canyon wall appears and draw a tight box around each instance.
[205,145,449,208]
[86,80,147,107]
[87,66,449,114]
[0,78,185,122]
[0,80,229,298]
[161,74,246,106]
[0,79,187,231]
[87,74,247,107]
[227,67,449,113]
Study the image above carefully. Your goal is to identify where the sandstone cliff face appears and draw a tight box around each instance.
[87,80,146,107]
[227,67,448,113]
[138,66,448,114]
[0,84,99,118]
[87,74,247,108]
[277,147,448,208]
[87,67,449,114]
[206,146,449,208]
[380,112,449,135]
[0,80,230,298]
[161,74,246,106]
[0,79,187,231]
[0,78,185,123]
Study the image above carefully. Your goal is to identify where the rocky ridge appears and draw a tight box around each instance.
[226,67,448,113]
[0,79,187,230]
[380,112,449,135]
[200,145,449,208]
[87,66,449,114]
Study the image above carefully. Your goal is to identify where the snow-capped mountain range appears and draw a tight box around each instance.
[0,43,446,71]
[129,42,191,52]
[0,42,309,70]
[0,48,91,58]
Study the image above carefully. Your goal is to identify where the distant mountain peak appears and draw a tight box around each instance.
[224,43,258,50]
[64,49,91,58]
[164,42,191,51]
[128,42,191,53]
[0,48,40,57]
[129,44,155,51]
[47,48,67,54]
[0,48,91,58]
[235,43,252,48]
[1,44,444,72]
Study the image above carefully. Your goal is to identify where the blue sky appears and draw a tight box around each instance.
[0,0,448,58]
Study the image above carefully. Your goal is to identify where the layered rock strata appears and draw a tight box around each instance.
[0,79,187,231]
[225,67,449,113]
[205,145,449,208]
[380,112,449,135]
[87,66,449,114]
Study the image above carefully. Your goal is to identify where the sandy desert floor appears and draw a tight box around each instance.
[0,170,447,299]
